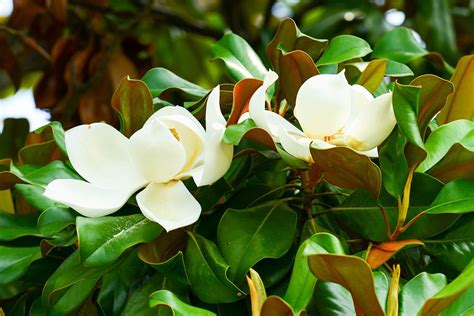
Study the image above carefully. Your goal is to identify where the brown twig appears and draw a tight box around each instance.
[379,206,392,240]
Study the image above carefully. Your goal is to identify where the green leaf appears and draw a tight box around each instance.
[437,55,474,124]
[385,60,414,77]
[426,179,474,214]
[15,184,59,211]
[399,272,447,316]
[184,232,244,303]
[149,290,215,316]
[428,143,474,183]
[357,59,387,92]
[32,121,67,156]
[0,118,29,160]
[316,35,372,66]
[111,76,154,137]
[313,281,356,315]
[12,161,81,187]
[310,146,382,199]
[266,18,327,70]
[212,33,267,81]
[217,200,297,283]
[307,253,384,316]
[223,119,275,150]
[122,273,168,316]
[418,120,474,173]
[441,285,474,316]
[0,211,41,241]
[424,213,474,273]
[141,67,208,99]
[420,260,474,315]
[0,246,42,284]
[77,214,162,266]
[284,233,344,314]
[37,207,76,236]
[392,82,425,149]
[373,27,428,64]
[379,129,409,198]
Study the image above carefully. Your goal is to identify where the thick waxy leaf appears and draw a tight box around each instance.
[284,233,344,314]
[12,160,81,187]
[15,184,59,211]
[438,55,474,124]
[307,253,384,316]
[141,67,208,99]
[111,76,153,137]
[217,200,297,283]
[372,27,428,64]
[357,59,387,92]
[227,78,262,125]
[32,121,67,156]
[311,147,382,199]
[367,239,424,269]
[440,286,474,316]
[418,120,474,173]
[42,251,118,314]
[426,179,474,214]
[212,33,266,81]
[392,82,425,149]
[313,281,356,315]
[77,214,162,266]
[260,296,294,316]
[0,246,42,284]
[184,232,244,303]
[399,272,447,316]
[410,75,454,137]
[316,35,372,66]
[379,129,409,198]
[279,50,319,106]
[386,60,414,77]
[0,118,29,160]
[266,18,327,70]
[0,211,41,241]
[420,260,474,315]
[37,207,76,236]
[223,118,276,150]
[428,144,474,182]
[149,290,215,316]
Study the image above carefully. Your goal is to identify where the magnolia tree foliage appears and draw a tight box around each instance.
[1,17,474,316]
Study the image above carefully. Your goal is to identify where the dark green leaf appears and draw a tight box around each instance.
[0,211,41,241]
[0,246,42,284]
[0,118,29,160]
[37,207,76,236]
[15,184,59,211]
[373,27,428,64]
[426,179,474,214]
[316,35,372,66]
[149,290,215,316]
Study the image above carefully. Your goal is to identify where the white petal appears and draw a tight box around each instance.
[129,118,186,183]
[279,128,313,163]
[310,139,336,150]
[192,87,234,186]
[136,181,201,232]
[65,123,146,190]
[249,70,278,138]
[344,92,395,151]
[357,147,379,158]
[294,72,352,138]
[44,179,133,217]
[346,84,374,127]
[149,106,206,141]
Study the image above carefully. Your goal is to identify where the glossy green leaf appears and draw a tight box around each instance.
[0,118,29,160]
[310,146,382,199]
[212,33,267,81]
[111,76,154,137]
[316,35,372,66]
[307,253,384,316]
[420,260,474,315]
[0,246,42,284]
[15,184,59,211]
[440,285,474,316]
[418,120,474,173]
[149,290,215,316]
[12,161,81,187]
[217,200,297,283]
[184,232,244,303]
[122,273,168,316]
[373,27,428,64]
[77,214,162,266]
[266,18,327,70]
[426,179,474,214]
[385,60,414,77]
[284,233,344,314]
[399,272,447,316]
[428,143,474,183]
[0,211,41,241]
[31,121,67,156]
[37,207,76,236]
[438,55,474,124]
[141,67,208,99]
[357,59,387,92]
[223,118,276,150]
[379,129,409,198]
[313,281,356,315]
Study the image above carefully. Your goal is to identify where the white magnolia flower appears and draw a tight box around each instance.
[44,86,233,231]
[249,70,396,162]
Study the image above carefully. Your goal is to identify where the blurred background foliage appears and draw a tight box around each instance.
[0,0,473,128]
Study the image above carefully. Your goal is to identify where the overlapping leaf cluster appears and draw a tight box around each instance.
[1,18,473,315]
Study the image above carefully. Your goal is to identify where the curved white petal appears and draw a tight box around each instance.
[344,92,396,151]
[310,139,336,150]
[191,86,233,186]
[294,72,352,138]
[44,179,134,217]
[147,105,205,140]
[346,84,374,127]
[279,128,313,163]
[129,118,186,183]
[65,123,146,190]
[249,70,278,138]
[136,181,201,232]
[358,147,379,158]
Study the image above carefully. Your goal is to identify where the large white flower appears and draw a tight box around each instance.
[249,70,396,162]
[44,86,233,231]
